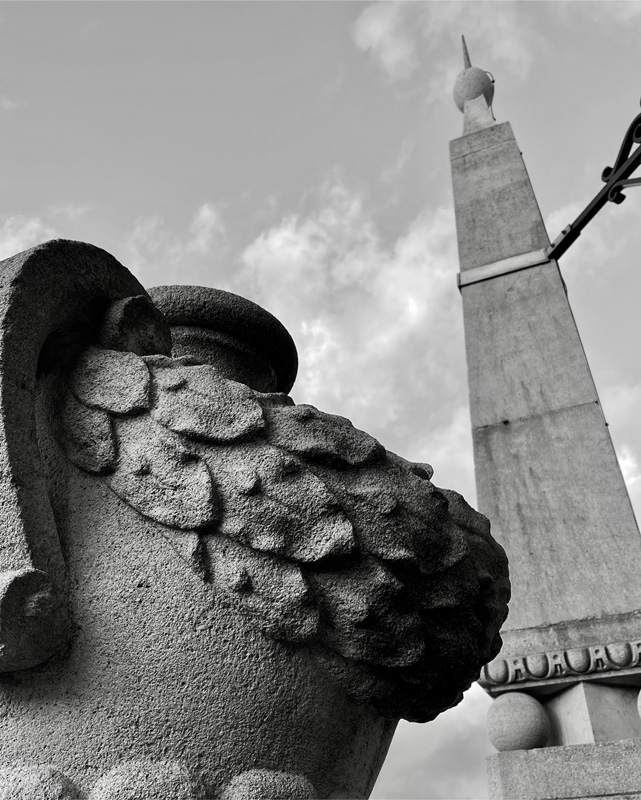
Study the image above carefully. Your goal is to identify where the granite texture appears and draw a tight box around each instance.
[486,692,550,752]
[148,285,297,394]
[451,102,641,707]
[0,240,509,797]
[450,121,550,272]
[487,739,641,800]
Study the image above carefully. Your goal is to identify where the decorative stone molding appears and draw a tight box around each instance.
[0,763,317,799]
[480,639,641,690]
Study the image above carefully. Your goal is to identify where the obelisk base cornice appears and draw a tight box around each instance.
[480,610,641,696]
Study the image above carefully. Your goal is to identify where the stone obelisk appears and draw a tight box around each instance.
[450,38,641,800]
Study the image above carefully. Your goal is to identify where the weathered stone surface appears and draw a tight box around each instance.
[263,403,384,466]
[0,766,78,799]
[219,769,318,800]
[0,569,67,672]
[0,241,509,797]
[0,239,152,670]
[451,88,641,719]
[108,413,218,530]
[451,67,641,800]
[487,739,641,800]
[450,121,550,272]
[486,692,550,752]
[98,294,172,358]
[545,683,641,747]
[57,391,116,474]
[149,285,297,394]
[148,357,265,442]
[88,761,206,799]
[55,341,510,723]
[70,347,151,415]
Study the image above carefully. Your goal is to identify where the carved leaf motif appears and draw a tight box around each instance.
[57,390,116,474]
[53,334,509,724]
[307,556,425,668]
[107,415,218,530]
[149,362,265,443]
[70,347,150,414]
[314,467,469,575]
[262,403,385,466]
[208,534,319,642]
[212,445,355,563]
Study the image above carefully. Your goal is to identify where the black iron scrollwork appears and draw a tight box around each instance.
[546,105,641,261]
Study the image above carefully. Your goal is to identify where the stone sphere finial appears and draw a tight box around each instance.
[486,692,551,752]
[453,35,495,113]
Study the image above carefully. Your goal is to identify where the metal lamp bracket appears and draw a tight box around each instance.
[546,104,641,261]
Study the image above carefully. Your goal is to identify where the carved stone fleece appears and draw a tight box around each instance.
[56,337,509,723]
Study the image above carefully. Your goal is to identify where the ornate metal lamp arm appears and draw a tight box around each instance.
[546,106,641,261]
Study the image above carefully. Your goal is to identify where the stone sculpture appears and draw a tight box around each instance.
[0,239,509,799]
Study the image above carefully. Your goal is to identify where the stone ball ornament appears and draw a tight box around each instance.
[453,66,495,113]
[486,692,550,752]
[0,240,510,798]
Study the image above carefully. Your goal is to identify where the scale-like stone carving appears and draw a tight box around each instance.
[0,240,509,798]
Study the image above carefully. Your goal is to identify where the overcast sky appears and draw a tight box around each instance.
[2,2,641,798]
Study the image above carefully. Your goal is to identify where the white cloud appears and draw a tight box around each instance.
[617,441,641,523]
[238,175,469,469]
[123,202,226,286]
[188,203,225,255]
[0,215,58,261]
[599,382,641,518]
[381,136,414,184]
[48,203,95,222]
[0,94,17,112]
[601,382,641,431]
[619,444,641,488]
[554,0,641,26]
[373,684,493,799]
[353,1,536,96]
[353,1,419,83]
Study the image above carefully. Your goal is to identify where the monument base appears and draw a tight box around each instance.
[487,738,641,799]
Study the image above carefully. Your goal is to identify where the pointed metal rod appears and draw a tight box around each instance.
[462,35,472,69]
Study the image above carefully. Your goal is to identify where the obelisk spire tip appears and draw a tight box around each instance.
[453,36,496,132]
[462,35,472,70]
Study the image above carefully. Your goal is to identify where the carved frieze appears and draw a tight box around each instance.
[480,639,641,689]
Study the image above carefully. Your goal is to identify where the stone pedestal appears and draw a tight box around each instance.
[487,738,641,800]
